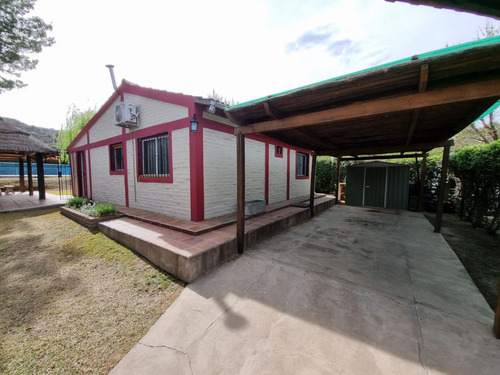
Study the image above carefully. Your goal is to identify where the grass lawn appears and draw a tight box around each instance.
[0,207,185,374]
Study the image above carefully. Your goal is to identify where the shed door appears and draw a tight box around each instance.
[364,167,386,207]
[345,167,364,206]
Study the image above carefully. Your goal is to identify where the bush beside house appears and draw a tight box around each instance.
[450,140,500,233]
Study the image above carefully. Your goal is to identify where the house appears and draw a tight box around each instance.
[67,80,312,222]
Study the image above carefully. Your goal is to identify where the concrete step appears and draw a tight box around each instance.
[99,195,336,283]
[98,217,237,283]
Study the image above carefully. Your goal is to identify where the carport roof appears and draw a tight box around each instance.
[226,36,500,157]
[385,0,500,20]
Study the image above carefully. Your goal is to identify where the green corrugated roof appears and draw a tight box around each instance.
[230,35,500,123]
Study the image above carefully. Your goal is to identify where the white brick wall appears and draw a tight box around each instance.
[124,93,188,130]
[203,129,236,219]
[289,149,311,198]
[245,138,265,201]
[203,130,266,219]
[88,95,189,144]
[268,146,287,204]
[127,128,191,220]
[89,97,122,143]
[74,135,88,148]
[89,146,126,205]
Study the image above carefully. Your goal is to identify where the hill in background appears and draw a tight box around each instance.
[1,117,58,147]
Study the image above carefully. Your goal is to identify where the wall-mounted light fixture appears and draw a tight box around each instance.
[190,113,199,132]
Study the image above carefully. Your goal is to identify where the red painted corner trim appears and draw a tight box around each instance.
[265,143,269,203]
[190,107,205,222]
[86,132,93,199]
[122,129,130,207]
[286,148,290,200]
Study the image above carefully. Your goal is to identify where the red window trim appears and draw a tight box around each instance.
[109,142,125,175]
[275,145,284,158]
[295,151,309,179]
[136,131,174,183]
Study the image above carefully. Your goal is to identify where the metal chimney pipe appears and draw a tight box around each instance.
[105,64,118,91]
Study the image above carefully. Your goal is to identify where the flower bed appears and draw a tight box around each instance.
[61,198,122,229]
[60,206,122,229]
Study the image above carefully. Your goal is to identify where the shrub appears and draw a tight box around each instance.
[95,203,116,217]
[314,157,350,194]
[450,140,500,233]
[67,198,116,218]
[67,196,86,209]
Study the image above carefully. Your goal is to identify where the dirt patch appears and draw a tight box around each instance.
[425,212,500,310]
[0,176,71,195]
[0,208,185,374]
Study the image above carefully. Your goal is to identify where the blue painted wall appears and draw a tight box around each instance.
[0,161,70,176]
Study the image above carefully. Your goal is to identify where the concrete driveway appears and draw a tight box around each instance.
[110,205,500,375]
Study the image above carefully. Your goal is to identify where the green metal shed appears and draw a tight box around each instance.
[346,162,410,210]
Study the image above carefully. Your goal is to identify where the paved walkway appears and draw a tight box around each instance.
[0,191,70,213]
[110,205,500,375]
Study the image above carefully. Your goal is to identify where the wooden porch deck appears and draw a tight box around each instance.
[99,195,336,283]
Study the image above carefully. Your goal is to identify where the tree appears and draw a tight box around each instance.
[54,105,96,163]
[454,21,499,147]
[207,89,238,106]
[456,111,499,147]
[0,0,55,93]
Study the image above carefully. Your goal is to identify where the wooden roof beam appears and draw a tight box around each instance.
[295,128,335,150]
[226,111,245,126]
[318,139,454,157]
[264,101,283,119]
[406,64,429,145]
[341,153,427,161]
[235,78,500,135]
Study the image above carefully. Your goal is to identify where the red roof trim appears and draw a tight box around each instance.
[68,80,194,150]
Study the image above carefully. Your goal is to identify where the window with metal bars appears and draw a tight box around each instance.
[139,133,169,177]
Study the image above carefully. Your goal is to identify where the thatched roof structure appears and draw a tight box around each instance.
[0,117,56,160]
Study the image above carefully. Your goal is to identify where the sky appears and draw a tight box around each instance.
[0,0,499,130]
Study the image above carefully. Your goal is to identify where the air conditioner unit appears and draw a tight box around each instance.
[114,101,138,127]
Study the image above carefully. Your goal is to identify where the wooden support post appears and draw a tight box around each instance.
[36,153,46,200]
[236,131,245,254]
[27,155,33,196]
[336,157,342,204]
[434,144,451,233]
[18,157,26,192]
[494,276,500,339]
[418,154,427,212]
[309,153,317,217]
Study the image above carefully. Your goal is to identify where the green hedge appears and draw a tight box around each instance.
[450,140,500,233]
[314,158,350,194]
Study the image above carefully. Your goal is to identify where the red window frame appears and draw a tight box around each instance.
[295,151,309,179]
[137,132,173,183]
[109,142,124,175]
[275,145,284,158]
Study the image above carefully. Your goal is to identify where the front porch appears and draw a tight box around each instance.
[99,194,335,283]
